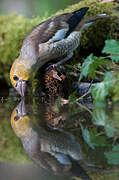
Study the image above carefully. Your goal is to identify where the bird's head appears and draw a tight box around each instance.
[11,100,31,138]
[10,59,30,96]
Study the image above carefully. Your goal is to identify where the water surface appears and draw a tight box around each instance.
[0,92,119,180]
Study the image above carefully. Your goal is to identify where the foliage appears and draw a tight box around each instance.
[91,72,115,102]
[68,40,119,165]
[79,54,106,80]
[105,145,119,165]
[102,39,119,62]
[80,124,95,149]
[79,39,119,103]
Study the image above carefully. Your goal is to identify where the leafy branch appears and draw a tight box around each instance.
[79,39,119,103]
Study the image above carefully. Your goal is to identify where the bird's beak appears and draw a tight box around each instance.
[16,100,27,117]
[15,79,27,97]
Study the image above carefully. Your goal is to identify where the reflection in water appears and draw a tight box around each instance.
[11,100,91,180]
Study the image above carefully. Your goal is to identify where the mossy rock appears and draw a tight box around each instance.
[0,0,119,86]
[0,15,42,86]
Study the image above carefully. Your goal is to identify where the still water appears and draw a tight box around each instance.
[0,90,119,180]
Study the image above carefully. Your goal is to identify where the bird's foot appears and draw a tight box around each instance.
[46,63,59,71]
[46,51,73,71]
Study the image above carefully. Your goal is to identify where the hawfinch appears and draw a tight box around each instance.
[10,7,109,96]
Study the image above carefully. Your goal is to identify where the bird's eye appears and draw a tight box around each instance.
[13,75,19,81]
[14,115,20,121]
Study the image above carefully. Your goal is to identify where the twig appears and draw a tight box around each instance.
[95,70,104,75]
[76,90,91,101]
[76,102,92,115]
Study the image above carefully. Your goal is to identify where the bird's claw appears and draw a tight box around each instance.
[46,63,60,72]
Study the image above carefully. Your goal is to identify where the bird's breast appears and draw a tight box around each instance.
[38,31,81,62]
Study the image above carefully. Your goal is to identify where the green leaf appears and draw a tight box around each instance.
[90,128,107,147]
[92,82,106,102]
[79,54,94,81]
[102,39,119,54]
[105,123,116,138]
[79,54,107,81]
[92,104,116,138]
[113,145,119,151]
[91,72,115,102]
[104,71,115,88]
[102,39,119,62]
[105,145,119,165]
[92,106,109,126]
[79,54,99,81]
[80,124,95,149]
[109,55,119,62]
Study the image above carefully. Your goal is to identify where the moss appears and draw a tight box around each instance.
[0,0,119,86]
[0,14,42,85]
[55,0,119,53]
[55,0,117,16]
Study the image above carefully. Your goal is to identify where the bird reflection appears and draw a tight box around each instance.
[11,100,91,180]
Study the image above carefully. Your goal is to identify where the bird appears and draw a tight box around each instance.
[11,100,91,180]
[10,7,109,96]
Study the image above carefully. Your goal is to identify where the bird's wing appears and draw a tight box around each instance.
[20,7,88,60]
[23,7,89,45]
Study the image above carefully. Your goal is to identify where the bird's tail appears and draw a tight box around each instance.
[70,159,91,180]
[78,14,110,32]
[72,7,89,21]
[66,7,89,36]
